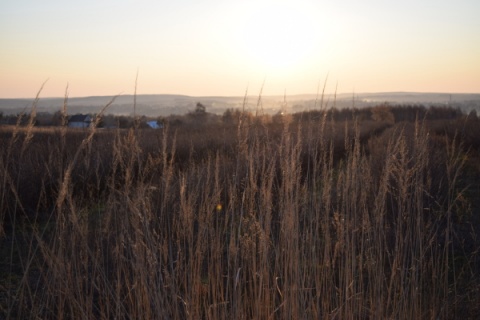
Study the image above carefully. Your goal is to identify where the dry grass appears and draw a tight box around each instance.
[1,98,479,319]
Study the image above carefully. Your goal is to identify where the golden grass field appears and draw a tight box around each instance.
[1,101,480,319]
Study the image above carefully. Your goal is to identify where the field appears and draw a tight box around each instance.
[1,102,480,319]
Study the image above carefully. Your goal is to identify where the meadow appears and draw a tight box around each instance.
[1,99,479,319]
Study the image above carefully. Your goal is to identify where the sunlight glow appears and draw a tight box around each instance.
[238,2,321,74]
[0,0,479,97]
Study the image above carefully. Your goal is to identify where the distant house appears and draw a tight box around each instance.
[68,114,92,128]
[146,120,164,129]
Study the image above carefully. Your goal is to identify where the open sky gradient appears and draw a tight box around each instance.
[1,0,479,98]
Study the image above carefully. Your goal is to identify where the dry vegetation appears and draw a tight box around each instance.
[1,97,479,319]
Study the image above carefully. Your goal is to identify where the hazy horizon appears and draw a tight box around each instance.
[1,0,479,98]
[2,91,480,101]
[2,92,479,119]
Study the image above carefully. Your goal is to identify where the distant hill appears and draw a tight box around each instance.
[1,92,479,116]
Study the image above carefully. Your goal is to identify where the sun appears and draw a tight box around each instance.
[239,2,318,74]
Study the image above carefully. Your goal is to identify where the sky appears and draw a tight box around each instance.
[1,0,479,98]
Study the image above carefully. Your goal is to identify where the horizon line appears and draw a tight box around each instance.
[2,91,480,100]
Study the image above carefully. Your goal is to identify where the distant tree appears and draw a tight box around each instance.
[34,112,55,126]
[101,114,117,128]
[155,116,165,128]
[52,110,67,126]
[138,115,149,129]
[166,115,183,127]
[272,111,285,124]
[371,104,395,124]
[92,114,104,128]
[468,109,478,120]
[222,108,235,125]
[428,106,463,120]
[195,102,206,114]
[187,102,208,124]
[13,112,37,126]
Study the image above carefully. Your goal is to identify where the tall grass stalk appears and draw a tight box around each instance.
[1,95,478,319]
